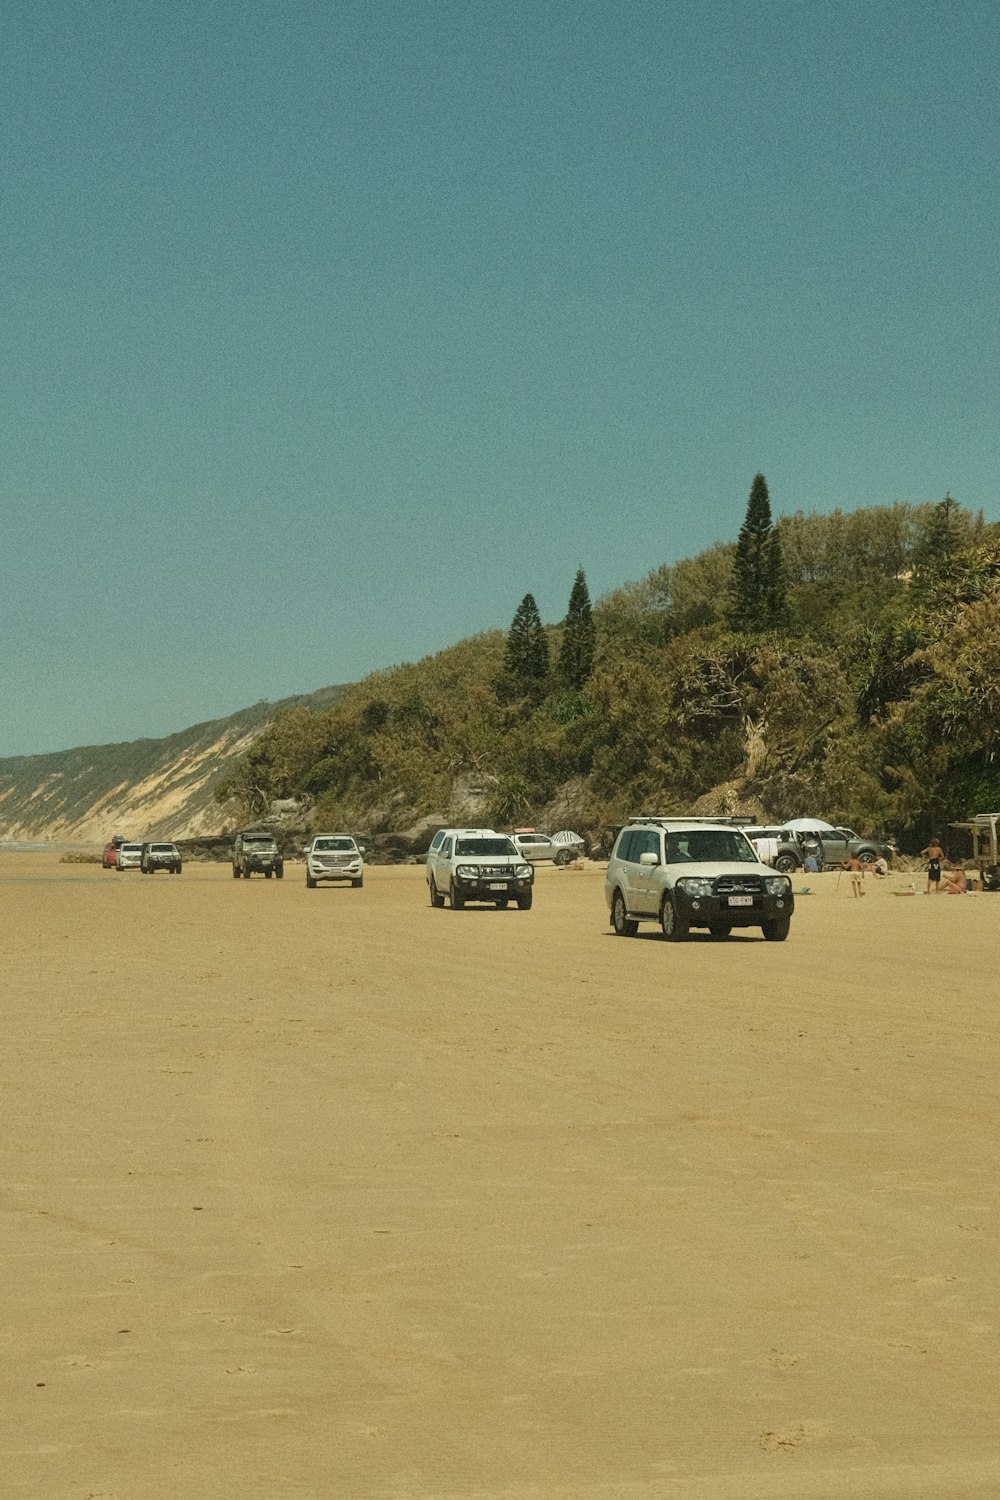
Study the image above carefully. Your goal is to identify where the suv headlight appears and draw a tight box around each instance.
[455,864,479,879]
[765,876,792,896]
[515,864,532,879]
[676,877,714,898]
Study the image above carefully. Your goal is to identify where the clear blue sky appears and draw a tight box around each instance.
[2,0,997,756]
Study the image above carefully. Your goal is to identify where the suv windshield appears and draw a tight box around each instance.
[314,838,356,852]
[456,838,517,857]
[664,831,757,863]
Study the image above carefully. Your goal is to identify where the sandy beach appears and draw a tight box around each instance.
[2,852,998,1498]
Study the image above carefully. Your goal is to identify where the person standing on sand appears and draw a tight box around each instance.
[922,837,945,893]
[845,853,865,896]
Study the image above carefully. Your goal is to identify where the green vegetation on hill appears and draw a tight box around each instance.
[214,495,1000,850]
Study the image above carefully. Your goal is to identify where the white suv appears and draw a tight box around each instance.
[605,817,794,942]
[425,828,534,910]
[305,835,364,889]
[115,842,143,870]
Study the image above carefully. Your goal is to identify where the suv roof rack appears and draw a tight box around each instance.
[626,814,754,827]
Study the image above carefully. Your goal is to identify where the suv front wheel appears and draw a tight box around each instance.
[774,853,798,873]
[762,917,790,942]
[660,895,690,942]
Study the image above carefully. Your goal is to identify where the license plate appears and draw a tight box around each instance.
[489,883,507,891]
[728,895,753,906]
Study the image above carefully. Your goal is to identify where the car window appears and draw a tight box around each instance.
[623,829,657,861]
[455,838,517,857]
[440,837,453,857]
[617,830,638,863]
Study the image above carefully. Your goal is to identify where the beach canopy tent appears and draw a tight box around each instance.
[783,817,838,832]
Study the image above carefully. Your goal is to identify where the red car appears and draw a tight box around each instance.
[102,837,125,868]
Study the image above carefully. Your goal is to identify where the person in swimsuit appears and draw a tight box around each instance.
[921,838,944,893]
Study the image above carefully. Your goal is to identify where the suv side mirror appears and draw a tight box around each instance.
[639,851,659,867]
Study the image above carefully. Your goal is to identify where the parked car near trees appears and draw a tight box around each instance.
[741,822,893,873]
[509,830,576,865]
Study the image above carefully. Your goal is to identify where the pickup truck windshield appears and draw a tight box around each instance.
[456,838,517,857]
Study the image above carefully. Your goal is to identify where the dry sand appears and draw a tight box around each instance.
[2,853,998,1499]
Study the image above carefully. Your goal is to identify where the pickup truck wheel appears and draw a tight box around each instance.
[495,898,509,909]
[451,887,465,910]
[612,890,638,937]
[762,917,790,942]
[660,896,690,942]
[516,890,532,910]
[774,853,798,873]
[233,866,240,878]
[708,922,732,940]
[429,876,445,908]
[275,866,283,879]
[306,873,316,889]
[264,869,272,878]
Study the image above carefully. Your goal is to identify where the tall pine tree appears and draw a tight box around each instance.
[913,495,966,587]
[558,567,596,689]
[498,593,549,702]
[728,473,787,632]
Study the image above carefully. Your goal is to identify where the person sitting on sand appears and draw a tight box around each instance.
[873,854,889,878]
[845,853,865,896]
[943,866,969,895]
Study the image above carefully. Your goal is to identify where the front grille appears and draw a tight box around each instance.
[477,865,515,878]
[714,876,766,895]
